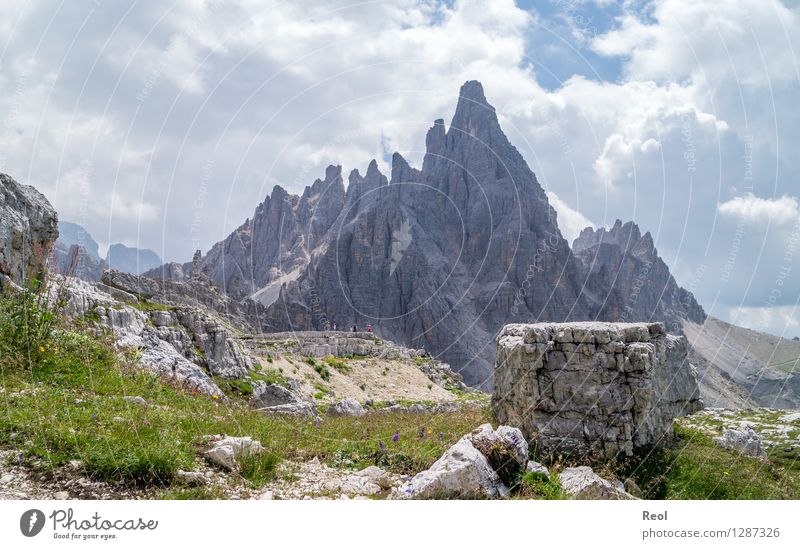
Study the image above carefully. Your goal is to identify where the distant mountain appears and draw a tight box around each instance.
[685,316,800,409]
[106,243,162,276]
[53,222,162,279]
[52,221,107,281]
[176,81,706,388]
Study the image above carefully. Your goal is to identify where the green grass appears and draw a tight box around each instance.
[613,426,800,499]
[249,368,290,388]
[516,471,565,500]
[128,299,175,313]
[0,293,489,495]
[238,452,281,487]
[158,486,227,500]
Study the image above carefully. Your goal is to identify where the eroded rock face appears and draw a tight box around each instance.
[492,322,703,458]
[0,173,58,287]
[573,221,706,329]
[51,276,227,398]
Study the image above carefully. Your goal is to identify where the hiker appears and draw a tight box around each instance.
[366,324,372,333]
[352,324,358,332]
[332,322,337,331]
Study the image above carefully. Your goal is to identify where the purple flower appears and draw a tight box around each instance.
[438,432,444,441]
[91,413,98,420]
[392,432,400,444]
[419,426,427,439]
[379,440,386,453]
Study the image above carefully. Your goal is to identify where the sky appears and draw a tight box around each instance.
[0,0,798,338]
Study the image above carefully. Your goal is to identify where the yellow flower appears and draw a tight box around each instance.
[39,346,45,353]
[212,395,219,400]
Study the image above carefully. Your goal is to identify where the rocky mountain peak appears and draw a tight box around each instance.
[573,219,705,327]
[390,152,420,184]
[183,80,706,386]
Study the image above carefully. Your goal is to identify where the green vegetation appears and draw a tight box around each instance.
[612,426,800,499]
[516,471,564,500]
[0,290,488,495]
[4,288,799,500]
[250,368,290,388]
[310,360,331,381]
[128,299,175,313]
[324,355,351,374]
[238,452,280,487]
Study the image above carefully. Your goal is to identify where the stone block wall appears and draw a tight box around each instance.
[492,322,702,458]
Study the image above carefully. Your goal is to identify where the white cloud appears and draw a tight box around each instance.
[547,191,595,244]
[718,193,799,224]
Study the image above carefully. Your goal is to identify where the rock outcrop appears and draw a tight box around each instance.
[50,275,261,398]
[714,427,768,460]
[390,423,526,499]
[492,322,703,458]
[0,173,59,288]
[202,435,265,471]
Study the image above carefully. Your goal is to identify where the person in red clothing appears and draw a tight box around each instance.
[366,324,372,333]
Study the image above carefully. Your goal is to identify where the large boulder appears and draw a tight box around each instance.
[558,466,636,500]
[492,322,703,459]
[0,173,58,288]
[390,437,507,500]
[327,397,366,417]
[250,382,304,408]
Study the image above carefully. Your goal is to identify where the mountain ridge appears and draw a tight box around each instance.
[147,81,706,387]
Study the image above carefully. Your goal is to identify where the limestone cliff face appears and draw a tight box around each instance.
[572,220,706,330]
[194,165,346,299]
[177,81,706,388]
[0,173,59,287]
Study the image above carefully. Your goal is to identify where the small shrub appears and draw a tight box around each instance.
[239,452,280,487]
[324,355,351,374]
[518,472,564,500]
[313,363,331,381]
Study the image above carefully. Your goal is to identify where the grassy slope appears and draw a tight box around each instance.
[0,297,488,496]
[1,294,797,499]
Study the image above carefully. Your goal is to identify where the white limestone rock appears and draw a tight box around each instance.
[558,466,636,500]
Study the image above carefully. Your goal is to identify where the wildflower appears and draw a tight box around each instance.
[91,413,98,420]
[438,432,445,441]
[392,432,400,444]
[419,426,427,439]
[212,395,219,400]
[38,346,45,353]
[379,440,386,453]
